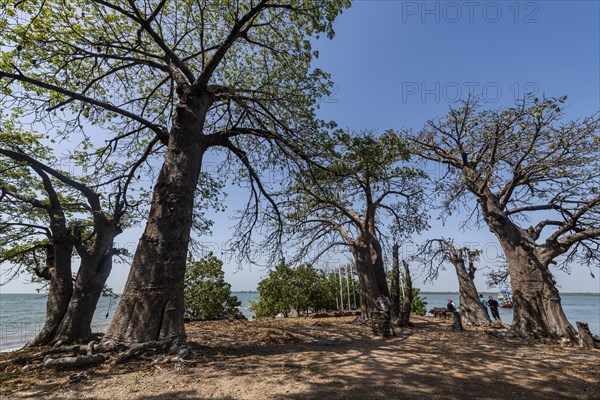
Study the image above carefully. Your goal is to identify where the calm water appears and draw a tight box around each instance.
[0,293,119,352]
[422,292,600,335]
[1,292,598,352]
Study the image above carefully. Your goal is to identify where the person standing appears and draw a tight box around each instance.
[488,295,501,321]
[480,294,490,319]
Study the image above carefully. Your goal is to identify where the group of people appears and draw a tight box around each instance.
[479,294,501,321]
[376,293,502,322]
[445,295,502,321]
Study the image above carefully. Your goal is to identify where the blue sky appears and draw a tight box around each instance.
[1,1,599,294]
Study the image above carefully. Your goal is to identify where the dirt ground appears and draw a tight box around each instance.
[1,316,599,400]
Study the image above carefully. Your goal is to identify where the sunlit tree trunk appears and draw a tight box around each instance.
[352,233,389,320]
[55,225,118,342]
[501,241,576,340]
[399,260,413,327]
[390,244,400,322]
[447,249,490,326]
[104,96,210,349]
[481,195,576,341]
[28,238,73,346]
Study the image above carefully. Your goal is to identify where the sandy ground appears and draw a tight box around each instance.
[1,316,599,400]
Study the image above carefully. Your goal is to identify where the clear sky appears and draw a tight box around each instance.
[1,0,599,294]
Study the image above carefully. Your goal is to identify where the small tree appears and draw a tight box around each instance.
[405,288,428,316]
[419,239,490,326]
[250,262,355,318]
[184,254,242,321]
[0,126,147,345]
[290,263,323,316]
[250,261,296,318]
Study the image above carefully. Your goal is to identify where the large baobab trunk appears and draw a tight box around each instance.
[502,242,576,341]
[354,249,380,319]
[448,251,489,326]
[55,234,116,343]
[28,239,74,346]
[399,260,413,327]
[370,234,390,298]
[353,240,389,320]
[390,244,400,322]
[104,98,209,350]
[481,194,575,341]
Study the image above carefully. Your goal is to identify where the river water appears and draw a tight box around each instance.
[1,291,598,352]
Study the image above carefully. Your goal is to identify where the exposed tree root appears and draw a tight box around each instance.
[576,321,600,349]
[43,353,106,368]
[112,340,170,366]
[3,338,193,370]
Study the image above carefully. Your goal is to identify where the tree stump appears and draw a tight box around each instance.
[576,321,600,349]
[370,312,391,337]
[452,312,463,331]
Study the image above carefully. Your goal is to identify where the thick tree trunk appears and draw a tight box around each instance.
[399,260,412,327]
[502,243,577,341]
[354,256,379,320]
[103,97,209,349]
[55,241,115,343]
[28,238,74,346]
[479,192,576,342]
[353,239,388,320]
[390,244,400,321]
[370,235,389,299]
[449,256,490,326]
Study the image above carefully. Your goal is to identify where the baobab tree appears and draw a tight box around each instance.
[284,130,428,318]
[0,127,151,345]
[419,239,490,326]
[410,96,600,341]
[1,0,349,349]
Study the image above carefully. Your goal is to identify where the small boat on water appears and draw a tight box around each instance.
[498,290,513,308]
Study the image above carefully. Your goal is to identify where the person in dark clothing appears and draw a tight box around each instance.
[446,298,456,313]
[480,294,490,319]
[488,295,501,321]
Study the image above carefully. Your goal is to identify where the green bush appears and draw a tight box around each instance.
[184,253,243,320]
[250,261,359,319]
[406,288,428,316]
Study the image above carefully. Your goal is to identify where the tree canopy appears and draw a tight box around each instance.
[411,96,599,272]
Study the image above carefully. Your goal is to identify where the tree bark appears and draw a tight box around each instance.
[447,248,490,326]
[399,260,412,327]
[103,96,210,349]
[352,237,389,320]
[390,244,400,322]
[479,193,576,341]
[28,235,74,346]
[354,250,380,320]
[369,233,390,299]
[54,236,115,343]
[502,242,577,341]
[451,312,464,331]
